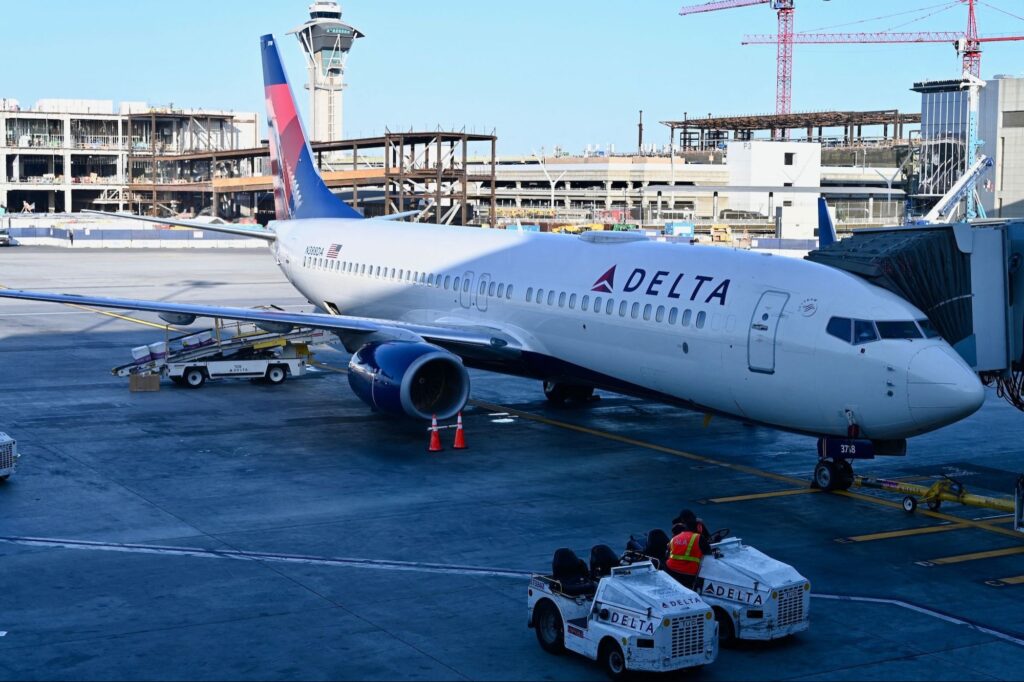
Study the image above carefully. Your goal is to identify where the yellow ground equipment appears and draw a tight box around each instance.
[854,475,1023,528]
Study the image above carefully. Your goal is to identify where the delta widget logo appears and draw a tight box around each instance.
[592,266,617,293]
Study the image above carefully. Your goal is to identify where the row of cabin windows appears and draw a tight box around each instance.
[302,256,515,301]
[524,287,708,329]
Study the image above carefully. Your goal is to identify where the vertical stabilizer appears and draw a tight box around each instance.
[261,34,363,221]
[818,198,837,248]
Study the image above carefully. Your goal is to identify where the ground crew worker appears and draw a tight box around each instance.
[674,509,711,548]
[665,526,706,589]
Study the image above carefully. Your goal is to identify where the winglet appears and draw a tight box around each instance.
[817,197,837,248]
[261,34,363,221]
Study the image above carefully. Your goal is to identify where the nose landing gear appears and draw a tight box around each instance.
[813,458,855,492]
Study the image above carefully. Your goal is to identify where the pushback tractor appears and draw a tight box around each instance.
[0,433,19,482]
[528,547,718,680]
[623,530,811,645]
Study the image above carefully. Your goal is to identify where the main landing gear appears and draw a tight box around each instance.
[543,381,596,406]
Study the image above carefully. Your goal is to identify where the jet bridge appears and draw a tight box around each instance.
[807,218,1024,411]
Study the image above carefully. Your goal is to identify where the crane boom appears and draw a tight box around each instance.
[680,0,768,16]
[743,32,1022,45]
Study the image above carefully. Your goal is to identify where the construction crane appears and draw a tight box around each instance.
[679,1,798,118]
[742,1,1024,79]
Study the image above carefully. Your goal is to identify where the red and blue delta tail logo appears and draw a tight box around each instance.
[261,35,363,222]
[592,266,616,293]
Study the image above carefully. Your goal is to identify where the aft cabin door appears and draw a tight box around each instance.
[748,291,789,374]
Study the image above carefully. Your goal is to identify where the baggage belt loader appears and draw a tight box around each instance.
[528,549,717,680]
[113,319,338,389]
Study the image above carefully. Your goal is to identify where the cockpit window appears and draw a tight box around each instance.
[918,319,941,339]
[876,321,923,340]
[827,317,852,343]
[854,320,878,344]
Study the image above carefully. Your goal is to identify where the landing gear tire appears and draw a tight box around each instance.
[814,459,854,492]
[265,365,288,386]
[599,639,628,682]
[533,601,564,655]
[543,382,594,405]
[183,367,206,389]
[903,496,918,513]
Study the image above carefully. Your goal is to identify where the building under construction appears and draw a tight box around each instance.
[663,110,921,151]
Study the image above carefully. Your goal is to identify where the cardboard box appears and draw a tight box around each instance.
[129,374,161,393]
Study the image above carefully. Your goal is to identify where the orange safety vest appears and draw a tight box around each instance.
[666,531,704,576]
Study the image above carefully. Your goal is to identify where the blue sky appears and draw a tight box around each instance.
[2,1,1023,154]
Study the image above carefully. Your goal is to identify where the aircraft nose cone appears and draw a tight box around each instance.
[907,346,985,430]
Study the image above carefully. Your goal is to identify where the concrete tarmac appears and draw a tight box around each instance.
[1,247,1022,681]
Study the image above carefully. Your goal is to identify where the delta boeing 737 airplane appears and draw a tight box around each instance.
[0,35,986,490]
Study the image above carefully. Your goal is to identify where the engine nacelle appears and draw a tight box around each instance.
[348,342,471,421]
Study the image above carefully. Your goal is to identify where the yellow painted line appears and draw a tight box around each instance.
[1,283,181,332]
[470,399,802,486]
[306,365,1024,543]
[467,399,1024,542]
[62,302,179,332]
[994,575,1024,586]
[706,488,820,504]
[923,546,1024,566]
[842,524,970,543]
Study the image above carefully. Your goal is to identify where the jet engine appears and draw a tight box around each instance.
[348,342,470,421]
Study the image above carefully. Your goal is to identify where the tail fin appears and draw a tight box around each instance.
[261,34,363,221]
[817,197,837,248]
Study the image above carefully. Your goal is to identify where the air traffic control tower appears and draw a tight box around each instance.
[289,1,363,143]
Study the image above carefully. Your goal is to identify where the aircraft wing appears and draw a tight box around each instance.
[81,211,277,242]
[0,289,522,354]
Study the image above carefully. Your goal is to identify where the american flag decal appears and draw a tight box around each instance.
[326,244,342,259]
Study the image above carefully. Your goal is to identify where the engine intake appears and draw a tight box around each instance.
[348,342,470,421]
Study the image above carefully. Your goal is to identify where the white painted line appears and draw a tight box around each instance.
[813,593,1024,648]
[0,631,7,637]
[4,535,1021,648]
[0,536,531,580]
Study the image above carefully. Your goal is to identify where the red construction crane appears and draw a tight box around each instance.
[680,1,796,116]
[742,0,1024,80]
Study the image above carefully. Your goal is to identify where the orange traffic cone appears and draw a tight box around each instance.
[453,412,468,450]
[428,415,444,453]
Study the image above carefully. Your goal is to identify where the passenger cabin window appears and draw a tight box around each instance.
[619,301,628,317]
[506,286,514,300]
[558,292,566,308]
[827,317,852,343]
[527,287,534,303]
[581,295,589,312]
[877,321,923,340]
[681,309,693,327]
[606,299,614,315]
[547,291,556,306]
[696,311,707,329]
[444,276,451,290]
[668,308,678,325]
[569,294,577,309]
[497,284,505,299]
[489,282,497,297]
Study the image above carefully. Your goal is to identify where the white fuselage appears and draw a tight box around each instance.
[270,218,985,440]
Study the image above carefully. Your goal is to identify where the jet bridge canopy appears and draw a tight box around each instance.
[807,219,1024,411]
